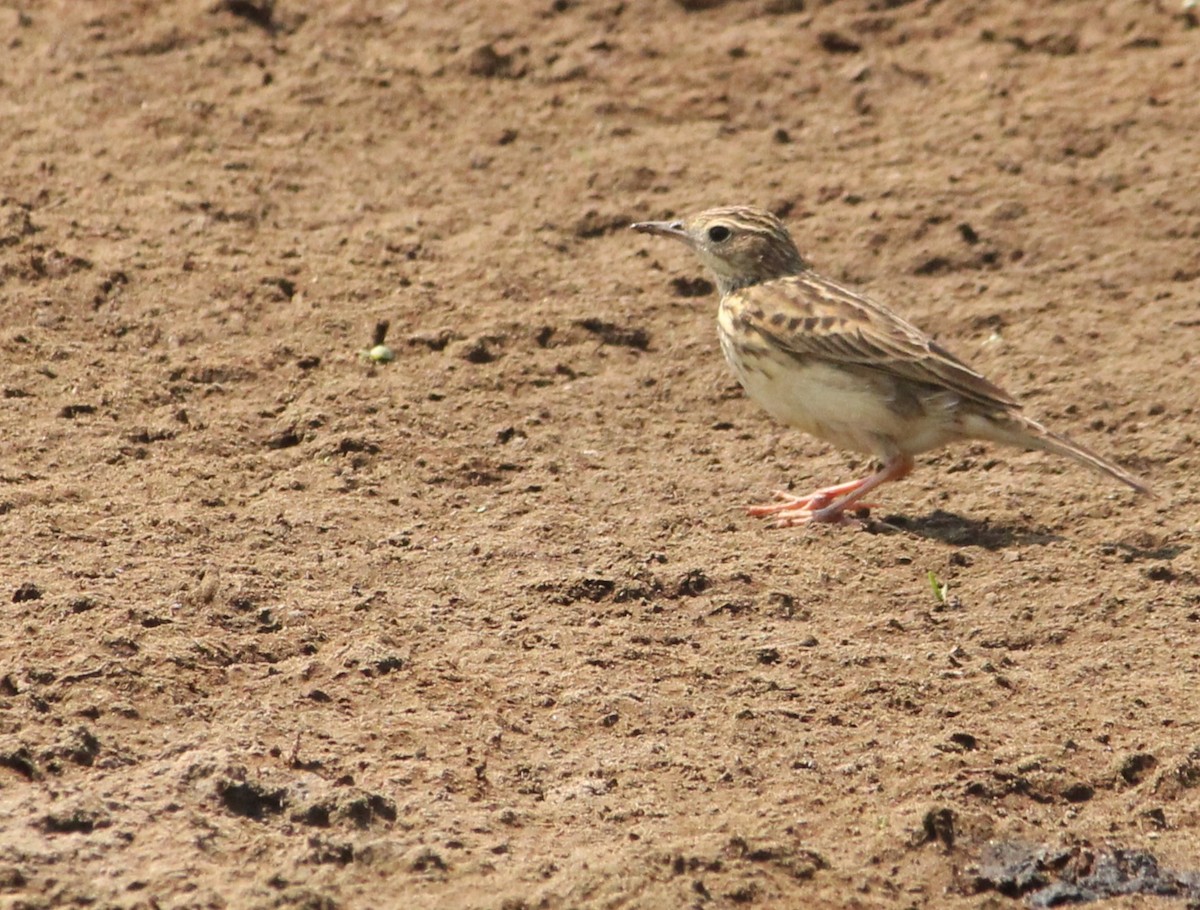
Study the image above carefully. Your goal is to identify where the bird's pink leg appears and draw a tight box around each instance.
[750,455,914,528]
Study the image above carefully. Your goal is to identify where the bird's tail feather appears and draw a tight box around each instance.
[966,413,1153,496]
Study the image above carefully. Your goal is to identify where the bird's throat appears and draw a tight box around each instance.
[716,273,765,297]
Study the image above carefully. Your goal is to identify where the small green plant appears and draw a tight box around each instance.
[927,570,947,604]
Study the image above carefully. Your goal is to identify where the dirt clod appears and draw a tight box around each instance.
[669,276,715,297]
[1118,752,1158,786]
[975,842,1200,906]
[916,807,956,849]
[217,780,287,819]
[12,583,42,603]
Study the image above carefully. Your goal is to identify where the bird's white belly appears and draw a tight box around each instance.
[718,329,954,457]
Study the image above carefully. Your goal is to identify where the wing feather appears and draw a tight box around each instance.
[730,273,1019,411]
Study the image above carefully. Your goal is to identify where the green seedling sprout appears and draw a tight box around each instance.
[927,570,947,604]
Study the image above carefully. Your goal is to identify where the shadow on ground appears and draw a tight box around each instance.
[874,510,1064,550]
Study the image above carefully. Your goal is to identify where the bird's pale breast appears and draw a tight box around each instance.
[717,300,961,458]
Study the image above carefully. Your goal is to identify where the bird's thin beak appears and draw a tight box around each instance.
[630,219,689,241]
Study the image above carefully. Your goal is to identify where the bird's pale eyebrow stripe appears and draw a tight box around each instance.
[701,207,788,236]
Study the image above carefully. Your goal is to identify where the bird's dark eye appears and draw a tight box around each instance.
[707,225,731,243]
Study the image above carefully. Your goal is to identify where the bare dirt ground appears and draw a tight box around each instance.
[1,1,1198,907]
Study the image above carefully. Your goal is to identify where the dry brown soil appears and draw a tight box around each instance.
[1,1,1199,907]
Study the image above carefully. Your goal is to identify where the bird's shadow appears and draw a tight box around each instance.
[865,509,1064,550]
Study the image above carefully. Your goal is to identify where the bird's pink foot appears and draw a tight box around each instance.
[747,456,915,530]
[746,478,876,527]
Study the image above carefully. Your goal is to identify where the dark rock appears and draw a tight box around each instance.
[12,583,42,603]
[39,807,107,835]
[818,31,862,53]
[669,276,715,297]
[916,807,956,848]
[0,745,40,781]
[468,44,519,78]
[341,792,396,828]
[1118,752,1157,785]
[949,732,978,751]
[573,318,650,350]
[216,779,287,819]
[212,0,276,31]
[674,569,710,597]
[1062,782,1095,803]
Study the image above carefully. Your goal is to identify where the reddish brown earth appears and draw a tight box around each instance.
[1,1,1198,907]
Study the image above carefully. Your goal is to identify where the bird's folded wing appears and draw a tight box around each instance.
[734,274,1020,411]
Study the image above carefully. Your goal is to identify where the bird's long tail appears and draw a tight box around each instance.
[965,412,1153,496]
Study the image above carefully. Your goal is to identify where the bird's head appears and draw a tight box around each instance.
[631,205,808,295]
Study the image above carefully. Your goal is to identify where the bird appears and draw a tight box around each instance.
[631,205,1151,526]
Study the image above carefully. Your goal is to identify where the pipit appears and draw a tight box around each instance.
[632,205,1151,526]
